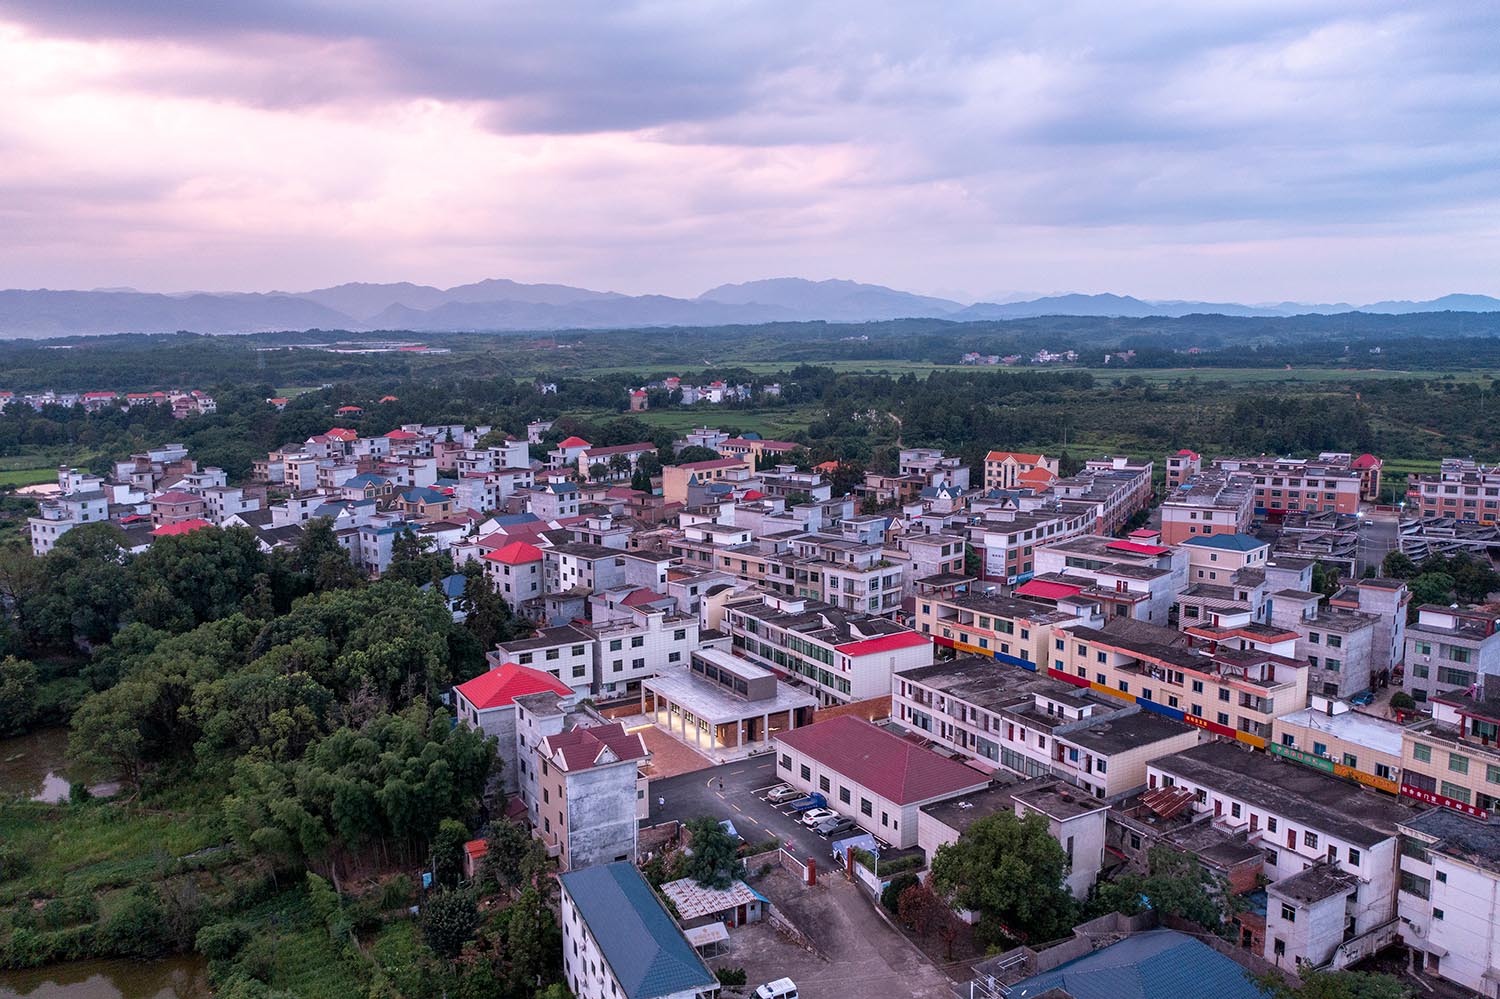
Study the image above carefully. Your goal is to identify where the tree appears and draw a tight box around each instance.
[881,872,920,915]
[930,810,1075,944]
[1390,691,1416,712]
[480,819,541,896]
[630,467,653,492]
[674,446,721,464]
[498,886,561,996]
[385,529,451,588]
[420,887,480,961]
[682,816,740,889]
[0,656,39,736]
[897,881,947,938]
[1255,968,1409,999]
[1310,562,1340,598]
[432,818,472,888]
[1086,846,1227,932]
[1407,572,1456,612]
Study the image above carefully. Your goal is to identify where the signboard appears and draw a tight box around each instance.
[1183,714,1236,740]
[1335,763,1399,795]
[1400,783,1491,820]
[1269,742,1335,773]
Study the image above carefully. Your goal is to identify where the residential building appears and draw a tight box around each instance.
[1054,456,1154,536]
[1160,472,1255,545]
[898,448,971,490]
[588,607,700,697]
[990,928,1270,999]
[545,542,630,596]
[1211,454,1364,517]
[559,862,718,999]
[1271,697,1404,795]
[1149,742,1418,970]
[483,540,546,611]
[1402,604,1500,704]
[661,457,751,505]
[640,648,817,754]
[1165,448,1202,489]
[1400,688,1500,820]
[718,437,800,465]
[773,715,991,848]
[1328,577,1409,679]
[1031,533,1186,625]
[983,451,1059,491]
[724,595,933,704]
[1268,588,1379,699]
[578,442,656,482]
[536,722,648,871]
[27,490,109,555]
[492,624,597,695]
[1396,807,1500,994]
[969,505,1095,584]
[1409,458,1500,523]
[150,489,207,527]
[453,663,576,794]
[915,590,1084,670]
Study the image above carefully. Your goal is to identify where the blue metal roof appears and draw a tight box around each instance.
[560,863,715,999]
[1006,930,1269,999]
[1179,534,1266,552]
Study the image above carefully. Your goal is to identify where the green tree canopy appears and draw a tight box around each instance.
[930,810,1076,944]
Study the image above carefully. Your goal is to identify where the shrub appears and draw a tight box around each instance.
[41,895,99,930]
[378,874,414,911]
[882,873,919,915]
[0,845,32,882]
[196,920,252,961]
[716,967,748,987]
[1391,692,1417,711]
[99,885,169,958]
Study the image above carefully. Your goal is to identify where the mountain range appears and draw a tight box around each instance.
[0,278,1497,338]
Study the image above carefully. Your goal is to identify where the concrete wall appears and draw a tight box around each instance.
[562,762,641,871]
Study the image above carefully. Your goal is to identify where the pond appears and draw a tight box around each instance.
[0,728,73,803]
[0,956,209,999]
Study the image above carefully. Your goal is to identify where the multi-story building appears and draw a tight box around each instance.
[914,590,1085,671]
[453,662,576,794]
[1328,577,1408,679]
[1400,689,1500,820]
[1164,448,1201,489]
[1396,808,1500,995]
[1210,455,1364,517]
[983,451,1059,491]
[1052,456,1154,536]
[661,457,752,505]
[785,531,905,616]
[969,506,1095,584]
[641,648,817,755]
[1159,472,1255,545]
[577,442,657,482]
[559,862,718,999]
[492,624,598,695]
[536,721,648,871]
[1149,742,1417,971]
[587,607,700,697]
[898,448,971,491]
[1402,604,1500,704]
[724,594,932,704]
[1408,458,1500,523]
[28,490,110,555]
[1031,534,1186,625]
[1271,696,1405,795]
[883,532,966,596]
[544,542,630,595]
[1051,620,1308,749]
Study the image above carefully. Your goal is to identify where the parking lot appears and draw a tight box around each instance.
[646,757,871,866]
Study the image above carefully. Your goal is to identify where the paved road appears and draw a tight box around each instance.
[1358,514,1399,575]
[646,756,835,865]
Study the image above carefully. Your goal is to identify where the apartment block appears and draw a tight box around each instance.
[1271,697,1405,795]
[1396,808,1500,995]
[1164,448,1201,489]
[1400,689,1500,820]
[983,451,1059,491]
[1402,604,1500,705]
[1159,472,1254,545]
[1328,577,1409,678]
[1268,588,1380,699]
[970,505,1095,584]
[1210,455,1364,517]
[915,590,1085,671]
[28,490,109,555]
[1031,534,1186,625]
[1409,458,1500,524]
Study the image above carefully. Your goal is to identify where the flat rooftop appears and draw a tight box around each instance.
[1276,707,1405,757]
[1061,710,1197,756]
[1401,807,1500,874]
[642,667,816,724]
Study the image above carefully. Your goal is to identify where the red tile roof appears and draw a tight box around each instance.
[1105,539,1169,556]
[774,716,988,805]
[152,489,203,505]
[742,489,766,500]
[454,663,572,711]
[1174,449,1199,457]
[336,405,363,413]
[544,722,647,772]
[557,436,592,448]
[150,518,213,537]
[621,587,665,607]
[385,429,421,440]
[482,540,545,565]
[835,631,930,658]
[985,450,1046,464]
[325,427,357,441]
[1016,579,1085,601]
[464,838,488,860]
[1350,453,1381,469]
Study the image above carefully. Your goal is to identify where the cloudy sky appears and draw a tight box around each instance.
[2,1,1496,303]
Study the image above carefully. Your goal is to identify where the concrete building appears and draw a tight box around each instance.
[640,648,816,754]
[1211,454,1364,518]
[983,451,1059,491]
[559,862,718,999]
[578,442,657,482]
[1165,448,1202,489]
[452,663,576,795]
[773,715,991,848]
[1271,697,1405,796]
[1149,742,1418,971]
[482,540,546,611]
[1402,604,1500,705]
[1031,534,1186,625]
[1400,688,1500,820]
[536,721,648,870]
[661,457,752,505]
[588,606,700,697]
[545,542,630,595]
[27,490,109,555]
[1160,472,1256,546]
[1409,458,1500,524]
[1396,807,1500,995]
[1328,577,1409,679]
[915,590,1088,669]
[492,624,598,695]
[970,505,1096,584]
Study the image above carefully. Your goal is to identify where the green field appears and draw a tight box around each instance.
[565,404,823,438]
[0,469,57,488]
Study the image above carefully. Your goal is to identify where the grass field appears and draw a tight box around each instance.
[566,404,823,438]
[0,469,58,488]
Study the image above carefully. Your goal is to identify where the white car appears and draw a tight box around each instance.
[799,807,838,827]
[765,784,801,804]
[756,978,798,999]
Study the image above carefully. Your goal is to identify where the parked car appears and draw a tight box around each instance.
[765,784,801,804]
[755,978,799,999]
[815,816,857,838]
[800,807,838,827]
[1350,690,1376,706]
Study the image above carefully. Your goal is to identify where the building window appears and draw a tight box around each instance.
[1433,908,1445,921]
[800,765,811,781]
[1267,817,1277,833]
[1440,781,1471,804]
[780,754,791,770]
[1303,831,1318,849]
[1413,743,1432,763]
[819,776,830,792]
[1450,753,1470,775]
[1348,847,1360,866]
[839,787,851,804]
[1281,903,1296,922]
[860,798,873,816]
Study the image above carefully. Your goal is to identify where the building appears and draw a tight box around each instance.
[914,591,1086,671]
[1328,577,1409,680]
[536,722,648,871]
[578,442,657,482]
[774,715,991,848]
[661,457,752,505]
[491,625,598,695]
[1031,534,1186,625]
[27,490,109,555]
[1396,807,1500,994]
[640,648,817,754]
[452,663,576,795]
[1051,620,1307,750]
[1271,697,1404,796]
[995,928,1270,999]
[724,595,933,704]
[482,540,546,610]
[1408,458,1500,523]
[970,505,1095,584]
[587,606,701,697]
[659,878,766,930]
[559,862,718,999]
[150,489,207,527]
[1402,604,1500,705]
[1210,454,1364,518]
[1268,588,1380,700]
[1400,687,1500,820]
[1149,741,1417,970]
[983,451,1059,491]
[1165,448,1202,489]
[1159,472,1255,545]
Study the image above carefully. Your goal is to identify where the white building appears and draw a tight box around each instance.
[1397,807,1500,995]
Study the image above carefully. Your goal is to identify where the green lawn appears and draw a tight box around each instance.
[0,468,59,488]
[567,405,822,438]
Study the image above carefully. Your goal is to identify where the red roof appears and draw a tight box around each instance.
[152,489,202,505]
[1016,579,1085,600]
[325,427,357,441]
[1350,453,1381,469]
[385,429,421,440]
[1105,539,1169,556]
[336,405,363,413]
[1174,448,1199,457]
[742,489,766,500]
[454,662,571,711]
[150,518,213,537]
[985,450,1045,463]
[835,631,929,658]
[543,723,647,772]
[557,436,592,448]
[1016,468,1056,485]
[464,839,488,860]
[621,588,665,607]
[1128,529,1159,539]
[482,540,545,565]
[379,395,400,402]
[775,716,988,805]
[267,397,289,405]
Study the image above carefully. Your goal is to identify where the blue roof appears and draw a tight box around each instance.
[421,573,467,599]
[559,863,715,999]
[1006,930,1268,999]
[400,486,448,504]
[344,473,388,487]
[1180,534,1266,552]
[491,513,540,526]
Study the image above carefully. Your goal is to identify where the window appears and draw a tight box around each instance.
[839,787,851,804]
[1313,742,1328,757]
[609,639,623,652]
[1218,688,1230,702]
[1436,870,1447,883]
[800,764,811,781]
[673,629,686,640]
[860,798,873,816]
[572,665,586,679]
[571,645,586,656]
[1231,802,1241,818]
[1348,847,1360,866]
[1267,817,1277,833]
[631,636,644,648]
[1413,743,1432,763]
[1192,680,1204,693]
[1281,903,1296,922]
[1441,781,1471,804]
[1217,712,1230,727]
[1303,831,1318,849]
[780,754,791,770]
[819,776,830,792]
[1433,908,1445,921]
[1450,753,1470,775]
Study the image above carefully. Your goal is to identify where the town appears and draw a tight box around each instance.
[9,393,1500,999]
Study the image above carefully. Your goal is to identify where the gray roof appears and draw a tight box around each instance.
[559,862,715,999]
[1004,929,1269,999]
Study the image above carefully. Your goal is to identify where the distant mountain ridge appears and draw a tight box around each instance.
[0,276,1495,338]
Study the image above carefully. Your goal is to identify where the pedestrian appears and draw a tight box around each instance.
[718,777,724,792]
[658,795,665,809]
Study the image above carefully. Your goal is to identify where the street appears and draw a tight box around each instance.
[1358,513,1399,575]
[646,756,833,864]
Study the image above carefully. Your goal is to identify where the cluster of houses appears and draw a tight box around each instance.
[0,388,216,417]
[625,377,783,410]
[26,422,1500,997]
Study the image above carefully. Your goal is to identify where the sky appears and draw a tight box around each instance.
[1,1,1497,304]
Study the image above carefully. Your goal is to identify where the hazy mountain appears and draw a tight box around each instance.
[698,278,964,320]
[0,279,1497,338]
